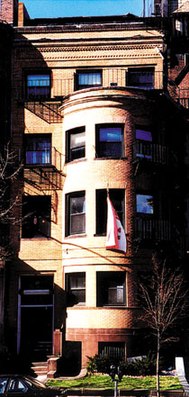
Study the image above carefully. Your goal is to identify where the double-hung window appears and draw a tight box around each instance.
[22,195,51,238]
[96,124,124,158]
[127,67,154,89]
[66,127,85,162]
[25,134,51,165]
[26,73,51,99]
[97,271,126,306]
[96,189,124,235]
[65,191,86,236]
[66,272,86,305]
[75,70,102,90]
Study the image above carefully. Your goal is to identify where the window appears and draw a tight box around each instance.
[96,189,124,235]
[66,272,86,305]
[66,127,85,162]
[127,68,154,89]
[136,194,154,214]
[25,134,51,165]
[97,271,126,306]
[26,73,51,99]
[75,70,102,90]
[135,128,152,160]
[96,124,124,158]
[8,380,27,392]
[65,191,85,236]
[22,196,51,238]
[99,342,126,361]
[20,275,54,306]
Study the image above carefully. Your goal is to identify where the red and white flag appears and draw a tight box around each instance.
[106,196,127,254]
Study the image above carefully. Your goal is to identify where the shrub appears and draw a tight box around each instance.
[86,353,156,376]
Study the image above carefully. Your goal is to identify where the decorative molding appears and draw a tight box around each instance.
[16,43,163,60]
[36,44,162,53]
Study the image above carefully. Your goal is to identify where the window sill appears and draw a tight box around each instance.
[65,157,87,164]
[65,233,87,239]
[95,157,127,160]
[21,236,51,240]
[98,305,127,309]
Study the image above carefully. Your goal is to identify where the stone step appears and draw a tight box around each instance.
[31,361,48,376]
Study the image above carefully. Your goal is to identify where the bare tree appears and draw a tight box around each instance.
[139,254,188,397]
[0,143,22,260]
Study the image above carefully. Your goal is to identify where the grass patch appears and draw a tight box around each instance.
[47,375,182,391]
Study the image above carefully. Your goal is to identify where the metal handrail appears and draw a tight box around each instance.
[133,140,168,165]
[135,217,171,241]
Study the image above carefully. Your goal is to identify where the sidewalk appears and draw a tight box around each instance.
[175,357,189,396]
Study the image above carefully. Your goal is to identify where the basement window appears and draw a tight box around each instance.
[99,342,126,361]
[22,195,51,238]
[97,271,126,306]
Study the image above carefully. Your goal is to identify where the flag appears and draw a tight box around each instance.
[106,196,127,254]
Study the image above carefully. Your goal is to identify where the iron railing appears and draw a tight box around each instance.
[24,147,64,190]
[25,147,63,172]
[133,140,169,165]
[135,217,171,241]
[25,101,62,123]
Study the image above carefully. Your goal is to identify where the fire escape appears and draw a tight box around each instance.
[18,76,65,191]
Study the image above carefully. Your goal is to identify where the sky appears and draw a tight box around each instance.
[22,0,147,19]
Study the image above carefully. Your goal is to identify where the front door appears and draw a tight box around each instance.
[18,275,54,361]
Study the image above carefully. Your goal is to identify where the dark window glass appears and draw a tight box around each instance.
[20,275,53,305]
[26,73,50,99]
[97,271,126,306]
[22,196,51,238]
[136,128,152,141]
[99,342,126,361]
[66,272,86,305]
[136,194,154,214]
[96,124,124,158]
[25,134,51,165]
[76,70,102,90]
[65,191,85,236]
[96,189,124,235]
[66,127,85,162]
[135,128,152,160]
[127,68,154,89]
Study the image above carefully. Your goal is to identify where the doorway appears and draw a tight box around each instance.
[18,275,54,361]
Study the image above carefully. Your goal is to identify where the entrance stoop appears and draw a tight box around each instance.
[31,357,60,378]
[31,361,48,377]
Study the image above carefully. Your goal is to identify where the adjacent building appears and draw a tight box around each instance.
[0,0,188,376]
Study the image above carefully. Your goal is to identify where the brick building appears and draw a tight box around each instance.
[0,20,13,355]
[0,0,188,376]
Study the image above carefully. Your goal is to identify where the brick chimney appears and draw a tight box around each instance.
[0,0,18,25]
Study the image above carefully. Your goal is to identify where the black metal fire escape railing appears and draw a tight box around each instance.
[24,147,64,191]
